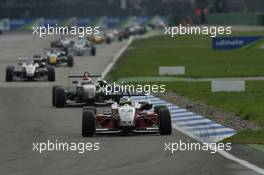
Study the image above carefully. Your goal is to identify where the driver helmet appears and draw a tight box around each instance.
[119,97,131,106]
[50,48,57,54]
[82,76,92,84]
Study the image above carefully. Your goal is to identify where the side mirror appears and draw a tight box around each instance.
[72,81,78,84]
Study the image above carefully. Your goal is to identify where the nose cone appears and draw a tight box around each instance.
[82,84,96,99]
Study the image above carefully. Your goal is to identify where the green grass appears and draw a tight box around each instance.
[107,32,264,143]
[224,130,264,144]
[164,81,264,127]
[164,81,264,143]
[108,32,264,80]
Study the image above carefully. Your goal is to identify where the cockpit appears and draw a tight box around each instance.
[81,76,92,85]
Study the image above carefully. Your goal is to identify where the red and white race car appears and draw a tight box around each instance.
[82,96,172,137]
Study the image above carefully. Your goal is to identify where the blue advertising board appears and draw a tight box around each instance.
[9,18,32,30]
[212,36,263,50]
[106,17,122,28]
[77,18,93,27]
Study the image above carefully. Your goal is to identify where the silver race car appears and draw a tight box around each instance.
[5,58,55,82]
[68,38,96,56]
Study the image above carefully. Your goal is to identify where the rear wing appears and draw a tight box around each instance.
[67,72,102,90]
[68,72,102,78]
[106,92,148,103]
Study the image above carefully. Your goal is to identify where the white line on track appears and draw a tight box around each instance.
[218,150,264,175]
[172,123,264,174]
[101,37,133,79]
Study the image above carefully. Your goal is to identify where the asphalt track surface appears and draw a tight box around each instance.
[0,33,261,175]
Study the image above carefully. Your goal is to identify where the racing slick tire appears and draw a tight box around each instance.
[50,42,57,48]
[118,35,123,42]
[106,37,111,44]
[83,106,97,114]
[91,46,96,56]
[52,86,60,106]
[6,66,14,82]
[154,105,167,114]
[82,110,96,137]
[67,56,74,67]
[55,87,66,108]
[158,108,172,135]
[47,66,55,81]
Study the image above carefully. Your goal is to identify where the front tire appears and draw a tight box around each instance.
[154,105,167,114]
[158,108,172,135]
[52,86,60,106]
[91,46,96,56]
[106,37,111,44]
[6,66,14,82]
[83,106,97,114]
[82,110,96,137]
[55,87,65,108]
[118,35,123,42]
[47,66,55,81]
[67,56,74,67]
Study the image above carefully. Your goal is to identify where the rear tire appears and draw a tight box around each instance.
[67,56,74,67]
[47,66,55,81]
[158,108,172,135]
[6,66,14,82]
[55,87,65,108]
[52,86,60,106]
[91,46,96,56]
[82,110,96,137]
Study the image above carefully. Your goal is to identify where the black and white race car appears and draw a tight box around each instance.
[50,37,74,53]
[5,58,55,82]
[52,72,108,107]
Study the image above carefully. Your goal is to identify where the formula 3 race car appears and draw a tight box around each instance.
[52,72,108,107]
[104,30,123,44]
[68,38,96,56]
[82,95,172,137]
[50,37,74,53]
[34,48,74,67]
[5,58,55,82]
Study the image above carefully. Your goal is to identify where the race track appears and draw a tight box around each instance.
[0,33,261,175]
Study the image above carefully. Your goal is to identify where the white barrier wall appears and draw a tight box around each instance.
[159,66,185,75]
[211,81,245,92]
